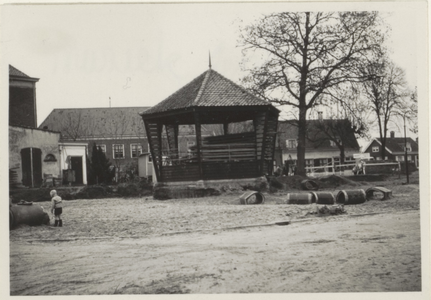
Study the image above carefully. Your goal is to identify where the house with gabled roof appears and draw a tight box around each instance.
[363,131,419,167]
[276,118,360,171]
[9,65,39,128]
[8,65,65,187]
[39,106,216,181]
[39,107,151,181]
[140,67,279,184]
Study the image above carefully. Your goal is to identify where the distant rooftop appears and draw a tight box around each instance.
[39,107,150,140]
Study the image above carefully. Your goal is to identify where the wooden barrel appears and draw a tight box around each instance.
[311,192,335,205]
[10,204,50,228]
[239,191,265,205]
[286,192,314,205]
[336,189,366,205]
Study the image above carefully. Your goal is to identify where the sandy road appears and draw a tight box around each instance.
[9,209,421,295]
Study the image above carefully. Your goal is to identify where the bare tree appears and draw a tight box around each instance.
[239,11,385,175]
[407,87,418,135]
[359,56,410,159]
[108,111,130,179]
[58,110,96,141]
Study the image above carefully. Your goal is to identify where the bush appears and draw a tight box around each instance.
[75,186,107,199]
[117,183,140,197]
[9,188,52,203]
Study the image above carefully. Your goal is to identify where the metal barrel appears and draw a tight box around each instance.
[286,192,314,205]
[240,191,265,205]
[311,192,335,205]
[336,189,366,205]
[10,204,50,228]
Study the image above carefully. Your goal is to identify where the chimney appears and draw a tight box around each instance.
[390,131,395,138]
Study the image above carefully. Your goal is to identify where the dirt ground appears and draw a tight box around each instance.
[9,174,425,296]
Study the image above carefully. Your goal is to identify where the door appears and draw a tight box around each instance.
[70,156,83,185]
[20,148,42,187]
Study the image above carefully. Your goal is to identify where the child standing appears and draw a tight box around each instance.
[50,190,63,227]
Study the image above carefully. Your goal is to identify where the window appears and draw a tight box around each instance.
[96,144,106,153]
[372,146,379,153]
[286,139,297,149]
[130,144,143,158]
[319,159,328,165]
[113,144,125,159]
[404,142,412,152]
[43,154,57,162]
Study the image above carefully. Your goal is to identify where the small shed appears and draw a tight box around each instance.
[138,152,154,180]
[139,68,279,184]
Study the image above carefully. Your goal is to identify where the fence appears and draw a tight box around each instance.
[305,161,401,178]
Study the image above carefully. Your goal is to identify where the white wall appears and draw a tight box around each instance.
[59,143,88,185]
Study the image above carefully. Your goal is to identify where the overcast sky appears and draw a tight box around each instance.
[2,1,427,142]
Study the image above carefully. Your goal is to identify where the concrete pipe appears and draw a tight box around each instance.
[286,192,314,205]
[10,203,50,229]
[311,192,335,205]
[239,191,265,205]
[336,189,366,205]
[300,179,319,191]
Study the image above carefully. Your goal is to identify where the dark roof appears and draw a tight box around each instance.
[377,137,418,153]
[277,119,360,150]
[141,68,274,116]
[9,65,31,77]
[9,65,40,81]
[39,107,150,140]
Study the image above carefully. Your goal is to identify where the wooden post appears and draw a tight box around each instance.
[157,122,163,181]
[143,120,162,182]
[223,122,229,135]
[260,111,269,175]
[194,112,203,179]
[269,110,278,176]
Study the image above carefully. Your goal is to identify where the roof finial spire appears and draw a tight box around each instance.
[209,51,212,69]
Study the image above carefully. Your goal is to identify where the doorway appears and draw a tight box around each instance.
[70,156,83,185]
[20,147,42,187]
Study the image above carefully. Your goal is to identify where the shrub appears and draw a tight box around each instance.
[75,186,107,199]
[9,188,52,203]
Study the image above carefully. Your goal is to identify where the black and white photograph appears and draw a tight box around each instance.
[2,1,429,298]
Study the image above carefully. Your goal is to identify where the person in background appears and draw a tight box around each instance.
[50,190,63,227]
[353,159,364,175]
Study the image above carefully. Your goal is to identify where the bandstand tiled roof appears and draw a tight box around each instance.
[140,68,273,116]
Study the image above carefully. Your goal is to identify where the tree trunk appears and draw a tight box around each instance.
[296,109,307,176]
[295,13,310,177]
[339,145,345,164]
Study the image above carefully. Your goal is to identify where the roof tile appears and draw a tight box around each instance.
[141,69,271,115]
